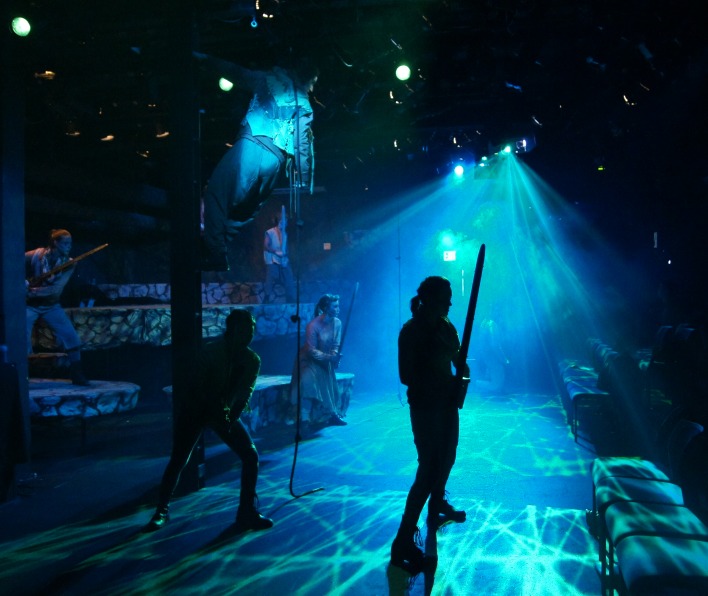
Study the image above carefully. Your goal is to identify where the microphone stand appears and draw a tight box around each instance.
[288,79,324,500]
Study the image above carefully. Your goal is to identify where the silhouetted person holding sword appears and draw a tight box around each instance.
[391,276,468,573]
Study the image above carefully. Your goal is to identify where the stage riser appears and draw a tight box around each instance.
[33,303,315,352]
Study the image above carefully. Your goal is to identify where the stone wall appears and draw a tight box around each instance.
[33,303,315,352]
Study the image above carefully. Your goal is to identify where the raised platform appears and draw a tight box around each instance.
[28,379,141,419]
[163,372,355,434]
[33,303,315,352]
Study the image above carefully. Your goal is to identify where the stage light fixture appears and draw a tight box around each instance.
[219,77,234,92]
[395,64,411,81]
[11,16,31,37]
[454,164,465,177]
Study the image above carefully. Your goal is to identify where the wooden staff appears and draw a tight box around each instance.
[338,282,359,359]
[27,243,109,287]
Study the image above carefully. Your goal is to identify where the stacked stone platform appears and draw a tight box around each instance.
[163,372,355,434]
[33,302,315,352]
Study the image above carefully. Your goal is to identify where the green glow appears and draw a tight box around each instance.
[0,393,599,594]
[395,64,411,81]
[218,77,234,92]
[11,17,31,37]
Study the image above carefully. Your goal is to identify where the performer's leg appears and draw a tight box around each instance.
[37,305,81,351]
[325,366,346,425]
[429,408,465,526]
[26,307,41,355]
[227,140,281,225]
[42,305,88,384]
[143,412,204,532]
[391,408,436,570]
[214,418,273,531]
[202,144,242,270]
[282,265,296,303]
[264,264,277,303]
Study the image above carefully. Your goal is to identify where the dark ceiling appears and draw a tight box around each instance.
[9,0,708,248]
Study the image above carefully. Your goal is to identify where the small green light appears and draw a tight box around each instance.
[11,17,31,37]
[218,77,234,92]
[395,65,411,81]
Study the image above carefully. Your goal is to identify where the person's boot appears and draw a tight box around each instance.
[70,361,89,386]
[390,523,424,573]
[428,495,466,530]
[143,506,169,532]
[235,500,273,532]
[438,498,466,523]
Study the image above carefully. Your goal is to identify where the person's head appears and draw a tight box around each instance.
[225,309,256,349]
[49,229,72,257]
[410,276,452,319]
[316,294,340,318]
[289,57,319,93]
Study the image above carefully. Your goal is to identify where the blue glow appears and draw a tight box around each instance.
[440,231,456,249]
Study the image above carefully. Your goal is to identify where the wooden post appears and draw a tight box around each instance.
[0,6,31,501]
[167,4,204,492]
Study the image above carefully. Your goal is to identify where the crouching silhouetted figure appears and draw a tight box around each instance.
[144,309,272,533]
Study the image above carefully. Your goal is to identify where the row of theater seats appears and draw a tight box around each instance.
[641,323,707,422]
[559,323,707,447]
[586,417,708,594]
[558,338,644,444]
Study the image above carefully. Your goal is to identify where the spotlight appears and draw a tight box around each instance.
[10,16,31,37]
[395,64,411,81]
[517,137,537,152]
[453,164,465,177]
[219,77,234,92]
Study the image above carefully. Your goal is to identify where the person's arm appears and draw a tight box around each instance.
[304,320,333,362]
[227,351,261,414]
[264,229,273,255]
[398,324,417,387]
[27,261,75,298]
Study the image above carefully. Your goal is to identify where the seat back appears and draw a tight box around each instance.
[666,419,704,482]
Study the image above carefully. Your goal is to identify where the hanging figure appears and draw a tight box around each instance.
[195,51,318,272]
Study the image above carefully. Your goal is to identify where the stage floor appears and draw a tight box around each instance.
[1,389,603,595]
